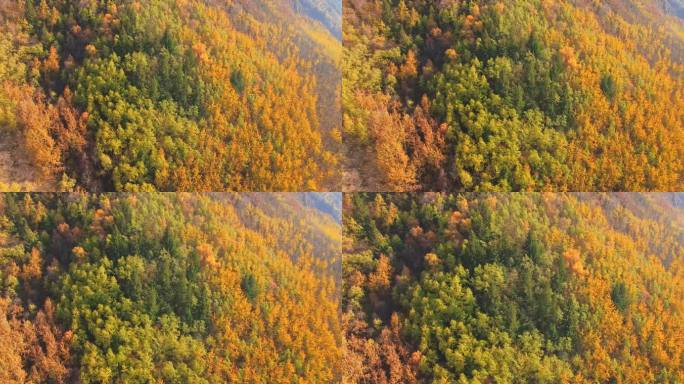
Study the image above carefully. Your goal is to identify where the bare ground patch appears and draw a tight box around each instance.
[0,131,54,191]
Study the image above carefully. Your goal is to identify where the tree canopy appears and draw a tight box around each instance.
[343,0,684,191]
[0,192,343,383]
[343,192,684,382]
[1,0,342,191]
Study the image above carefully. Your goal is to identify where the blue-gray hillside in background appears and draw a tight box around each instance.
[664,0,684,17]
[292,0,342,39]
[300,192,342,223]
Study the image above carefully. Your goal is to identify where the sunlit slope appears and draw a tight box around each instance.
[0,193,343,382]
[1,0,340,191]
[228,0,343,187]
[343,0,684,191]
[343,192,684,382]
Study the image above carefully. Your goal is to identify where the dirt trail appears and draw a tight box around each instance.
[0,131,54,191]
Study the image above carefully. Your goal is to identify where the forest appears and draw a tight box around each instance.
[0,192,343,383]
[0,0,342,192]
[343,0,684,191]
[343,192,684,382]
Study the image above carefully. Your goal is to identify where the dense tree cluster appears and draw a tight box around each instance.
[343,0,684,191]
[0,192,343,383]
[0,0,341,191]
[343,193,684,382]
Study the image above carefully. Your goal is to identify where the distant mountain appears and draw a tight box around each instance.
[292,0,342,39]
[671,193,684,209]
[664,0,684,17]
[299,192,342,222]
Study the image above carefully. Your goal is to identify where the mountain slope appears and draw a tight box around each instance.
[0,193,343,382]
[343,192,684,382]
[343,0,684,192]
[1,0,341,191]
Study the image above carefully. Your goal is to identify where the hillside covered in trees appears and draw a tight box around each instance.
[343,0,684,191]
[0,0,341,192]
[343,193,684,382]
[0,192,343,383]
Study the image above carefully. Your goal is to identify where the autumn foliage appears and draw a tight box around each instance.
[343,193,684,382]
[1,0,341,191]
[0,192,343,382]
[343,0,684,191]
